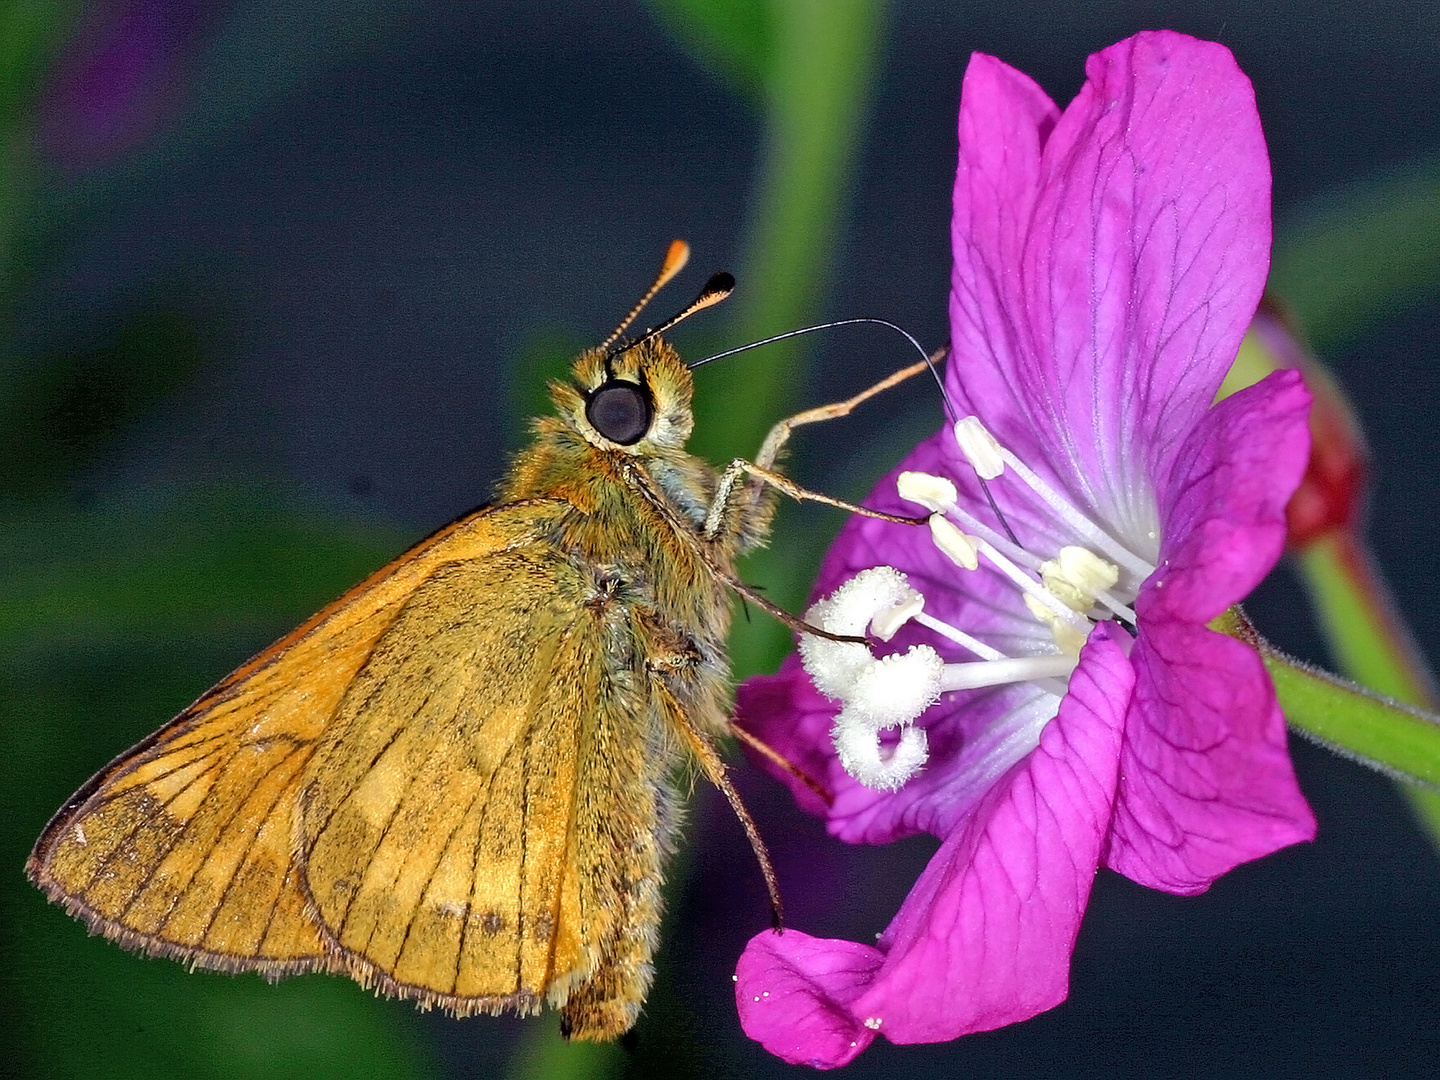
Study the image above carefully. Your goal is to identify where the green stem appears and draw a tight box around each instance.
[1294,532,1437,705]
[1261,646,1440,791]
[691,0,884,464]
[1215,602,1440,798]
[1290,530,1440,843]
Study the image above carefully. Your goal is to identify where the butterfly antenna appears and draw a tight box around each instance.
[598,238,692,351]
[694,320,1025,547]
[690,317,956,421]
[620,271,735,354]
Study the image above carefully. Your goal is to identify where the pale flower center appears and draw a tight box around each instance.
[801,415,1158,791]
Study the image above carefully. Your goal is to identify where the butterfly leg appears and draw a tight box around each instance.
[753,351,940,472]
[701,353,941,543]
[705,458,927,540]
[660,684,785,930]
[728,721,833,808]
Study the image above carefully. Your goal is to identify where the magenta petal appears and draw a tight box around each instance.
[1148,368,1312,622]
[1023,31,1271,495]
[847,625,1133,1043]
[735,929,882,1069]
[949,31,1272,531]
[1105,618,1316,895]
[947,51,1061,444]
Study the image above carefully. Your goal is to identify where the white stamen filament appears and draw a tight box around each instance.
[933,650,1082,694]
[994,444,1155,581]
[913,610,1003,660]
[972,534,1093,637]
[1091,587,1138,625]
[938,654,1078,692]
[939,499,1042,574]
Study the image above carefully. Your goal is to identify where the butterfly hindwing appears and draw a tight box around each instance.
[26,500,570,977]
[296,536,676,1037]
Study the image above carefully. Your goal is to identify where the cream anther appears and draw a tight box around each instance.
[973,534,1092,637]
[1038,546,1120,614]
[1023,593,1091,656]
[954,416,1005,480]
[928,514,979,570]
[914,610,1004,661]
[993,444,1155,581]
[897,470,958,513]
[870,591,924,642]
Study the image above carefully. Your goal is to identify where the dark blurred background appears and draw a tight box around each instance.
[3,2,1440,1077]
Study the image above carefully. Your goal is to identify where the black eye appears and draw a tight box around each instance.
[585,381,652,445]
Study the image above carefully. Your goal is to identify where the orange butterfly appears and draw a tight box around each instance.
[27,242,926,1039]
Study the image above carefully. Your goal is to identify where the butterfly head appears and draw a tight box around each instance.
[553,337,694,454]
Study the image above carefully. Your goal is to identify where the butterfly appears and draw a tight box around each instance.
[26,241,929,1040]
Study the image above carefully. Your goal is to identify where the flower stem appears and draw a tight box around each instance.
[1293,531,1437,706]
[1224,307,1440,839]
[1215,606,1440,793]
[1260,644,1440,791]
[1291,530,1440,837]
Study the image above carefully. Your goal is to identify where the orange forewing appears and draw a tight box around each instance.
[26,500,569,979]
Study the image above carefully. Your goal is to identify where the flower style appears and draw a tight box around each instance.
[733,31,1317,1068]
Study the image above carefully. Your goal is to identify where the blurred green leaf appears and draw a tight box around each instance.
[0,486,405,647]
[8,905,438,1080]
[0,1,72,120]
[645,0,773,100]
[2,486,440,1080]
[0,307,207,496]
[695,0,885,456]
[0,0,79,296]
[507,1026,624,1080]
[1271,153,1440,352]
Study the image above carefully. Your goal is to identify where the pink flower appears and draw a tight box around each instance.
[733,31,1316,1068]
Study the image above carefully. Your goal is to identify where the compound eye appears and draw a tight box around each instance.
[585,381,652,445]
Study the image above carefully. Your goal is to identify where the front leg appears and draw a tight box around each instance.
[717,353,941,540]
[754,354,937,470]
[702,456,925,542]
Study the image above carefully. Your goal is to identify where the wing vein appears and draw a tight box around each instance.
[86,754,225,901]
[392,783,486,988]
[189,744,308,947]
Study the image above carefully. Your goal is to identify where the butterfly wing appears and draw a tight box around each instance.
[26,499,570,978]
[296,539,675,1038]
